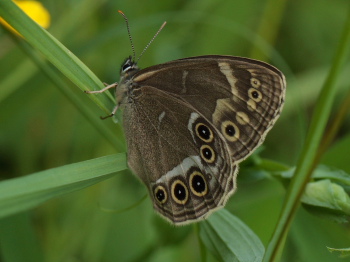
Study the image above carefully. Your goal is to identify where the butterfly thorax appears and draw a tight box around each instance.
[116,56,140,106]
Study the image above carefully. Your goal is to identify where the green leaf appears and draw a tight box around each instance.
[311,165,350,187]
[275,165,350,222]
[278,165,350,187]
[327,247,350,258]
[301,179,350,222]
[0,154,126,219]
[199,209,264,262]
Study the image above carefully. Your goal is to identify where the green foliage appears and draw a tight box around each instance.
[199,209,265,262]
[0,154,126,219]
[0,0,350,261]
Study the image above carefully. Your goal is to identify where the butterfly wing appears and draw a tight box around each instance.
[122,55,285,224]
[123,86,237,225]
[131,55,286,163]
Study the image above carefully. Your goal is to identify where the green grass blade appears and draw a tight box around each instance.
[263,5,350,262]
[0,0,107,103]
[0,154,126,219]
[0,0,125,150]
[0,0,114,114]
[16,38,124,150]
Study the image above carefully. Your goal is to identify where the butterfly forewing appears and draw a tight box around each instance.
[131,55,286,163]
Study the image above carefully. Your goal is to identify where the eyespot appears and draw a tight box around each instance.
[195,123,214,143]
[251,77,261,88]
[189,171,208,197]
[200,145,215,163]
[221,120,239,142]
[171,180,188,205]
[154,185,167,204]
[248,88,262,102]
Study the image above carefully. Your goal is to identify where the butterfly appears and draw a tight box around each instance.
[87,11,286,225]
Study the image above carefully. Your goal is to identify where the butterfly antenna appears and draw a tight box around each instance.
[118,10,136,61]
[136,21,167,63]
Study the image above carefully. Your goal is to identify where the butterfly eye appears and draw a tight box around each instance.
[248,88,262,102]
[154,185,167,204]
[189,171,208,197]
[122,63,133,72]
[195,123,214,142]
[171,180,188,204]
[221,120,239,142]
[200,145,216,163]
[250,77,261,88]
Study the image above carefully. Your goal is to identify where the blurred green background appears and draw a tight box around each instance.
[0,0,350,261]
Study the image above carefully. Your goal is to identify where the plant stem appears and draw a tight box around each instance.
[263,5,350,262]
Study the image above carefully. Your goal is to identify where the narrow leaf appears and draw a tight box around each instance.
[327,247,350,258]
[0,154,126,219]
[0,0,114,113]
[199,209,264,262]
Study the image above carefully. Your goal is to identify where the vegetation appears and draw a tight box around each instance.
[0,0,350,261]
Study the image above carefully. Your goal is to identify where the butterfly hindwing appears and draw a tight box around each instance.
[123,87,237,224]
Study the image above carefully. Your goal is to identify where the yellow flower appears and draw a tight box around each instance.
[0,0,50,35]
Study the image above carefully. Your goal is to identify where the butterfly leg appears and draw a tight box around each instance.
[85,83,119,119]
[85,83,118,94]
[100,103,120,120]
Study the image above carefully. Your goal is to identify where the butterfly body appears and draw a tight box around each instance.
[112,55,286,225]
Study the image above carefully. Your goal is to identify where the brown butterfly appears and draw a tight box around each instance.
[87,11,286,225]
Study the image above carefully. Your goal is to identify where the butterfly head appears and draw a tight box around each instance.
[114,56,140,108]
[120,56,139,79]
